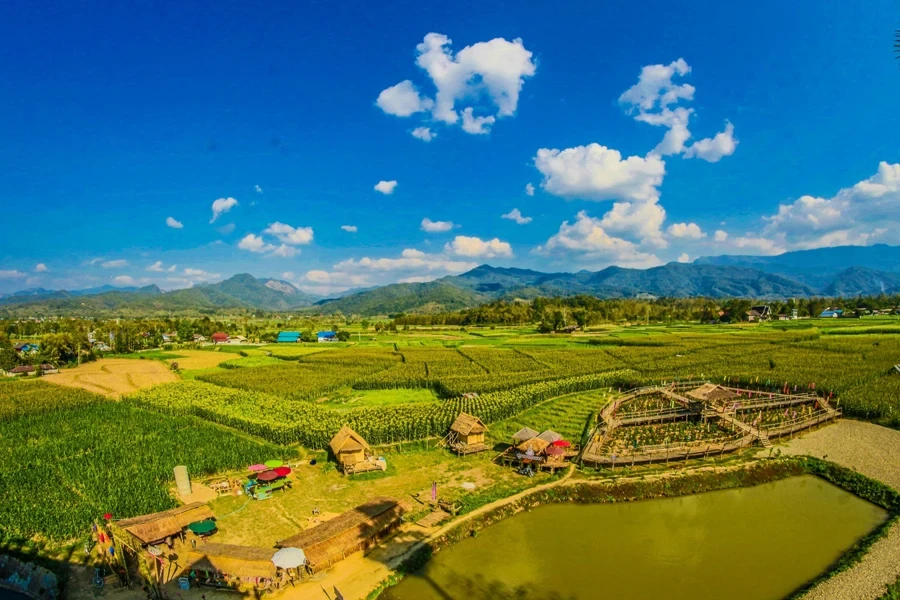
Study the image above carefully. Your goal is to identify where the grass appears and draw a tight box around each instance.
[321,387,440,410]
[489,389,609,443]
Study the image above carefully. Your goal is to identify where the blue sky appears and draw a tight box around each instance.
[1,1,898,295]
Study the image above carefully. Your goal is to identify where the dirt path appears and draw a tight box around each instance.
[777,420,900,600]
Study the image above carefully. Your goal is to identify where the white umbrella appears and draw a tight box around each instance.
[271,547,307,569]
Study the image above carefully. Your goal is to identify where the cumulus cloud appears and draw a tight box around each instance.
[445,235,513,258]
[535,144,666,203]
[501,208,532,225]
[210,197,238,223]
[677,253,691,263]
[376,80,434,117]
[421,217,455,233]
[731,235,786,255]
[667,222,706,239]
[714,230,729,242]
[341,225,358,233]
[536,211,662,268]
[525,183,535,196]
[374,180,398,195]
[683,122,738,163]
[377,33,536,135]
[598,201,668,248]
[147,261,177,273]
[101,260,128,269]
[254,185,263,193]
[619,58,694,112]
[411,127,435,142]
[238,233,276,254]
[0,270,26,279]
[264,222,314,246]
[113,275,135,285]
[758,161,900,250]
[34,263,48,273]
[166,216,183,229]
[269,244,298,258]
[335,248,476,274]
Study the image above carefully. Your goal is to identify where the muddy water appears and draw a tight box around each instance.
[381,475,887,600]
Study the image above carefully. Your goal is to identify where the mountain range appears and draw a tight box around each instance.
[2,244,899,316]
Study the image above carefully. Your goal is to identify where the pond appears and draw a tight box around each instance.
[381,475,887,600]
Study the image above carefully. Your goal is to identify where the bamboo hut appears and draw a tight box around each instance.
[536,429,563,444]
[328,426,383,474]
[113,503,214,546]
[686,383,739,403]
[276,497,410,572]
[184,543,277,586]
[511,426,539,443]
[447,412,489,455]
[517,436,550,454]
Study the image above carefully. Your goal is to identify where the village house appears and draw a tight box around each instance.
[211,332,229,344]
[328,426,385,474]
[276,331,300,343]
[225,335,248,345]
[317,331,337,343]
[819,308,844,318]
[446,412,489,455]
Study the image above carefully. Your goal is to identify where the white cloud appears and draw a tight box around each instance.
[166,216,183,229]
[411,127,435,142]
[732,235,785,255]
[210,197,238,223]
[714,230,729,242]
[445,235,513,258]
[758,161,900,250]
[0,270,26,279]
[378,33,536,135]
[282,271,294,280]
[114,275,135,285]
[398,275,436,283]
[684,122,738,162]
[238,233,276,254]
[263,222,314,246]
[183,268,220,281]
[677,253,691,263]
[460,108,495,134]
[598,201,668,248]
[34,263,48,273]
[536,211,662,268]
[667,222,706,239]
[147,261,177,273]
[335,248,476,274]
[269,244,298,258]
[525,183,535,196]
[217,223,236,235]
[374,180,398,195]
[305,270,371,286]
[341,225,358,233]
[501,208,532,225]
[421,217,455,232]
[376,80,434,117]
[619,58,694,112]
[101,260,128,269]
[254,185,263,193]
[535,144,666,203]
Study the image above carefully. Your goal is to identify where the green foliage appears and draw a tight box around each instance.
[0,380,102,421]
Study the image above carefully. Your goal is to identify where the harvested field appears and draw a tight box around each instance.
[43,358,178,397]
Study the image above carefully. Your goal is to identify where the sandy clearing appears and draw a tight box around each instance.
[778,420,900,600]
[42,358,178,397]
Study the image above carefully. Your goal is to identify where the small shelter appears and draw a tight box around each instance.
[317,331,337,342]
[113,503,214,546]
[329,426,382,474]
[276,498,409,572]
[517,436,550,454]
[511,426,539,443]
[184,542,277,583]
[686,383,739,403]
[536,430,563,444]
[277,331,300,343]
[447,413,489,455]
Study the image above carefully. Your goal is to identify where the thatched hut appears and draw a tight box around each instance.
[511,426,539,443]
[516,436,550,454]
[276,497,410,572]
[447,413,489,455]
[184,542,277,582]
[536,430,563,444]
[113,503,214,546]
[686,383,739,403]
[329,426,379,474]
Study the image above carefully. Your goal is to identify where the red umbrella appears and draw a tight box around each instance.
[248,464,267,472]
[274,466,291,477]
[551,440,571,447]
[257,470,279,482]
[103,513,113,520]
[545,446,565,456]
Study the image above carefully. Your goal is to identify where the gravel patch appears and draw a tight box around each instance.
[778,420,900,600]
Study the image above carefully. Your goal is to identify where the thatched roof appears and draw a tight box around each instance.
[329,425,370,456]
[276,497,409,568]
[115,503,214,545]
[517,437,550,453]
[450,412,487,436]
[511,426,539,442]
[686,383,739,402]
[186,543,276,579]
[536,430,562,443]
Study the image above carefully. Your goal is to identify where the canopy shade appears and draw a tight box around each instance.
[248,464,267,472]
[545,446,566,456]
[257,470,279,482]
[551,440,571,447]
[187,519,217,535]
[271,547,307,569]
[274,466,291,477]
[264,460,283,468]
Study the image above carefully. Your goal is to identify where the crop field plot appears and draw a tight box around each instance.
[161,349,236,370]
[606,420,734,453]
[490,389,608,443]
[42,357,179,397]
[0,383,285,542]
[258,344,330,359]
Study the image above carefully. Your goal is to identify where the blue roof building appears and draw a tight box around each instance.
[819,309,844,318]
[277,331,301,343]
[317,331,337,342]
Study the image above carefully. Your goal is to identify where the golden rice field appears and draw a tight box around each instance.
[42,358,179,397]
